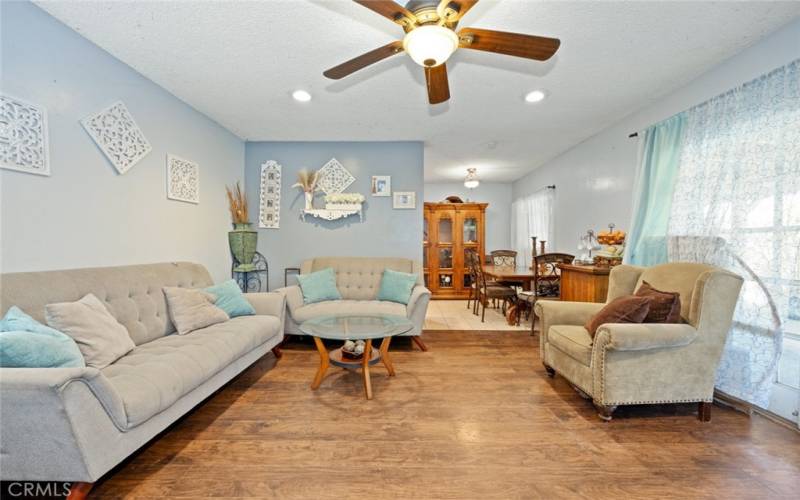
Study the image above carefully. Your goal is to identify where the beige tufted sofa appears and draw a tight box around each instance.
[277,257,431,350]
[0,262,286,487]
[535,262,742,421]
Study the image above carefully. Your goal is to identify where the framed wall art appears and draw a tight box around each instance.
[371,175,391,197]
[81,101,151,174]
[0,94,50,176]
[166,154,199,203]
[260,160,282,229]
[316,157,355,195]
[393,191,416,209]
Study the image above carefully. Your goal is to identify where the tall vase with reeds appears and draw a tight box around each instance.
[226,182,257,272]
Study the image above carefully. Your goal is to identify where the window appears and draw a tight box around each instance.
[510,188,554,269]
[667,60,799,418]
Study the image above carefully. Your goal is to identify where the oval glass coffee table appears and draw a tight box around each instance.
[299,314,413,400]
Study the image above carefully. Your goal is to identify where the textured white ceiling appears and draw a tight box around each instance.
[36,1,800,182]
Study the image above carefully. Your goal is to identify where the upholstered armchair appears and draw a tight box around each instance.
[535,262,743,421]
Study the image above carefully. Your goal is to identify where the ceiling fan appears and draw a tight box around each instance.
[323,0,561,104]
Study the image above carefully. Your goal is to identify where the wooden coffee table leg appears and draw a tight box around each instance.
[311,336,329,390]
[362,339,373,400]
[379,337,395,376]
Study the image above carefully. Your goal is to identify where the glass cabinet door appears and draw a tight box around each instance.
[438,217,453,243]
[439,247,453,268]
[463,217,478,244]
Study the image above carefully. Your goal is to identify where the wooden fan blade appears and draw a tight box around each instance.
[425,64,450,104]
[437,0,479,23]
[323,41,404,80]
[458,27,560,61]
[354,0,417,27]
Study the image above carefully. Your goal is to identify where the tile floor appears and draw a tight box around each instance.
[424,299,532,331]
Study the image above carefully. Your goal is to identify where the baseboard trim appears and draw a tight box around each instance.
[714,390,798,432]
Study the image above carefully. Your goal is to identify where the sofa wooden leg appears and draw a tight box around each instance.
[543,363,555,378]
[698,401,712,422]
[271,346,283,359]
[412,336,428,352]
[595,404,617,421]
[67,482,93,500]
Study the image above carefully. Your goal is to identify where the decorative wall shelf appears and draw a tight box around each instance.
[302,207,363,222]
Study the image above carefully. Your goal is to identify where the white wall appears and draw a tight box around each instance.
[512,18,800,254]
[424,182,512,252]
[0,2,244,282]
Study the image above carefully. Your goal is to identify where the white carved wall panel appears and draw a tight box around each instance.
[316,157,355,195]
[81,101,151,174]
[166,154,199,203]
[0,94,50,176]
[260,160,282,228]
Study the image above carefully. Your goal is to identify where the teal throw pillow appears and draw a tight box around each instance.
[0,306,85,368]
[377,269,418,305]
[204,280,256,318]
[297,268,342,304]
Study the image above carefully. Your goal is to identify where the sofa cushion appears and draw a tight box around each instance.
[376,269,418,304]
[163,287,229,335]
[584,295,651,337]
[45,293,136,369]
[0,306,85,368]
[291,300,406,324]
[548,325,593,367]
[297,268,342,304]
[635,281,682,323]
[102,315,280,428]
[204,279,256,318]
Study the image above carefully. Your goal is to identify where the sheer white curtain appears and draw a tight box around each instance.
[511,188,554,269]
[667,59,799,408]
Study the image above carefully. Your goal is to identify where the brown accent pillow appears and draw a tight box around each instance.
[584,295,651,338]
[635,281,682,323]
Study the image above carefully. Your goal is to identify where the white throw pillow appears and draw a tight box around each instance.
[45,293,135,369]
[163,287,229,335]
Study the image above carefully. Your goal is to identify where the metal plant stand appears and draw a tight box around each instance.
[232,251,269,292]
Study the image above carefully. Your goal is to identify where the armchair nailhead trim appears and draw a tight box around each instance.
[596,398,713,406]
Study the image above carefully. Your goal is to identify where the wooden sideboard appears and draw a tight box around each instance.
[557,264,610,303]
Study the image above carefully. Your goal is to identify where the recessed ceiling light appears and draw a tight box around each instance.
[292,90,312,102]
[524,90,546,103]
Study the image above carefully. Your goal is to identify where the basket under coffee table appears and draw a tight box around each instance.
[299,314,414,400]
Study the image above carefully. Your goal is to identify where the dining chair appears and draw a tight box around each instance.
[475,258,517,322]
[465,249,479,312]
[517,252,575,333]
[490,249,517,267]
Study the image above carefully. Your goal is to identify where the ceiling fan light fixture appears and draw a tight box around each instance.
[403,25,459,67]
[464,167,480,189]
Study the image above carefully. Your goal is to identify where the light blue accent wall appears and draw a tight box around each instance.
[0,1,245,282]
[244,142,424,290]
[424,182,512,252]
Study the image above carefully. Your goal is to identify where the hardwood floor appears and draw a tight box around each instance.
[91,331,800,499]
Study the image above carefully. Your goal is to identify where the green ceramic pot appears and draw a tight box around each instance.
[229,222,257,272]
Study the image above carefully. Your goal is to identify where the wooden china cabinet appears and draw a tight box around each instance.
[423,202,488,299]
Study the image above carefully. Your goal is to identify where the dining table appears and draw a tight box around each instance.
[481,265,536,291]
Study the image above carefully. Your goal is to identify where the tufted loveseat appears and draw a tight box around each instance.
[0,262,285,491]
[277,257,431,350]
